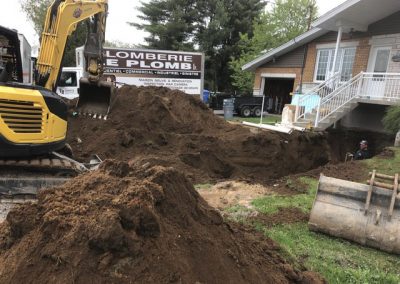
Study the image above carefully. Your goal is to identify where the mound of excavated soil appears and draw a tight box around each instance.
[67,86,330,183]
[0,161,323,283]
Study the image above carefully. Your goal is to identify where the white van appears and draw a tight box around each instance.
[56,67,82,99]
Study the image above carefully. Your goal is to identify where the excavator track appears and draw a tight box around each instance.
[0,157,80,174]
[0,153,102,222]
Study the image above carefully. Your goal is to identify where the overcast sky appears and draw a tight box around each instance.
[0,0,347,50]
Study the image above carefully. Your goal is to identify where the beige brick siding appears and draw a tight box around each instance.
[252,32,400,94]
[253,36,374,92]
[353,38,371,75]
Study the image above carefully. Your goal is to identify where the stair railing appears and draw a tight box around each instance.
[314,72,364,127]
[295,72,341,123]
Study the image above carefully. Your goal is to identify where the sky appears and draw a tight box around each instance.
[0,0,347,52]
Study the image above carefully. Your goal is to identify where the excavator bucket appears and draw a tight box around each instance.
[309,173,400,254]
[76,78,115,119]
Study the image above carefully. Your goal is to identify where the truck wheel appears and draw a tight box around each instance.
[253,106,262,117]
[241,106,251,117]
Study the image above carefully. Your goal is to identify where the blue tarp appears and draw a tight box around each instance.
[291,93,320,113]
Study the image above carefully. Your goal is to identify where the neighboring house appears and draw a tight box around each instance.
[242,0,400,132]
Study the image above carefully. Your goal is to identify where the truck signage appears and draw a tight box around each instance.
[103,48,204,95]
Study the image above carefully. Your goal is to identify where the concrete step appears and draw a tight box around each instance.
[293,121,313,128]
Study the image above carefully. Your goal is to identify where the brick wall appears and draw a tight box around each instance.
[302,43,317,82]
[353,37,371,75]
[251,33,400,94]
[254,36,373,93]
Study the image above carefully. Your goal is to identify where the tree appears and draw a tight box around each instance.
[382,106,400,134]
[132,0,265,91]
[131,0,198,51]
[230,0,318,93]
[21,0,88,67]
[196,0,265,91]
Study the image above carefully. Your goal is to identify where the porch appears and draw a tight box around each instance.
[294,72,400,130]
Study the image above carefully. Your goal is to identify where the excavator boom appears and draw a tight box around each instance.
[37,0,114,117]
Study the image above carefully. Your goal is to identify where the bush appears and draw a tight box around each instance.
[382,106,400,134]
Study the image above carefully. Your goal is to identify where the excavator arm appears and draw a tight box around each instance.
[36,0,114,118]
[36,0,108,90]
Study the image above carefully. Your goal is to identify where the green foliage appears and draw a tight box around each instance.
[20,0,89,67]
[266,224,400,284]
[230,0,318,93]
[251,177,317,214]
[131,0,198,51]
[20,0,52,35]
[133,0,265,91]
[382,106,400,134]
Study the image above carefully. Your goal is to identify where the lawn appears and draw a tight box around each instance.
[226,148,400,283]
[234,115,282,125]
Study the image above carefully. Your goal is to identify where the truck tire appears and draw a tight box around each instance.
[253,106,262,117]
[240,106,251,117]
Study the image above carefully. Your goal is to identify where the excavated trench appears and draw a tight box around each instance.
[65,86,393,184]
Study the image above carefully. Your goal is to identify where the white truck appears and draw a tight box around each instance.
[56,66,83,100]
[57,46,205,100]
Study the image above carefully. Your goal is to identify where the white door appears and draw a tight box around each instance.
[366,47,391,98]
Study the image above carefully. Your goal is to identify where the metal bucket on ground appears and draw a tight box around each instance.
[223,98,234,120]
[76,78,116,119]
[309,173,400,254]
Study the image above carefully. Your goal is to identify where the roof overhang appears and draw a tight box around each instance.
[312,0,400,32]
[243,0,400,72]
[242,28,327,72]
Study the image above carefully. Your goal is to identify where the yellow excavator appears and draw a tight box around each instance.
[0,0,113,159]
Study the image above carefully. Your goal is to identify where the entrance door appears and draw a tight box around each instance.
[366,47,391,98]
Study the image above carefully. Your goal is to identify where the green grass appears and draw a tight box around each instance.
[363,147,400,176]
[234,115,281,125]
[266,224,400,284]
[251,177,317,214]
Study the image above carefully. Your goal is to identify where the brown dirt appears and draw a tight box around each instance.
[198,181,273,210]
[307,160,369,183]
[67,86,331,184]
[249,208,309,228]
[0,160,323,284]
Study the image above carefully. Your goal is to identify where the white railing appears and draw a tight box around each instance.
[315,72,364,127]
[360,72,400,100]
[295,72,341,122]
[315,72,400,128]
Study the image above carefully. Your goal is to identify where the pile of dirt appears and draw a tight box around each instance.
[67,86,331,184]
[0,161,323,283]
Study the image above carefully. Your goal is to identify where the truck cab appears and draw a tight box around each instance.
[56,67,82,99]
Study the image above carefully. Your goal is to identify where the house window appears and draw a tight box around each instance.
[314,47,356,82]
